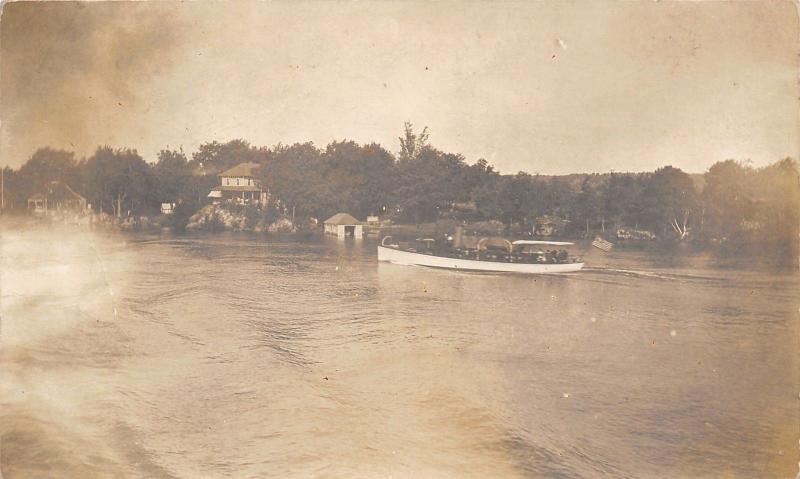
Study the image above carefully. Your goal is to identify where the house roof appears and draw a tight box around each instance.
[536,215,569,225]
[218,162,260,178]
[324,213,361,225]
[210,185,262,192]
[28,181,86,202]
[62,183,86,201]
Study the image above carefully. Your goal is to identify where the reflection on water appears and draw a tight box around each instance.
[2,226,798,478]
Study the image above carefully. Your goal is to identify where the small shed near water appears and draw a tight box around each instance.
[324,213,362,238]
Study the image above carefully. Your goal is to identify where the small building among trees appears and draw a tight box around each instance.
[27,181,87,216]
[323,213,363,238]
[208,162,267,206]
[161,202,176,215]
[534,215,569,237]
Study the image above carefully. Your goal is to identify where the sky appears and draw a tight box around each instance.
[1,1,798,174]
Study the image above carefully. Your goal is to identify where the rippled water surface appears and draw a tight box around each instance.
[2,226,798,478]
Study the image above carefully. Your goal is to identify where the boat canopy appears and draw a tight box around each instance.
[512,240,574,246]
[478,237,513,253]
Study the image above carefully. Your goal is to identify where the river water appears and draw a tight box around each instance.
[2,225,798,478]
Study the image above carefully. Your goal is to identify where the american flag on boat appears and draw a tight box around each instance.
[592,236,614,252]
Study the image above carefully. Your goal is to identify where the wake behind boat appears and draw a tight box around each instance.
[378,228,584,274]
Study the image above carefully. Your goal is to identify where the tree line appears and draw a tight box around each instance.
[2,123,798,258]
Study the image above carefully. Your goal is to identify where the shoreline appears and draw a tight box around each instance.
[1,214,795,273]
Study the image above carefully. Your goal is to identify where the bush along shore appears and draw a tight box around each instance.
[184,204,306,234]
[22,203,314,236]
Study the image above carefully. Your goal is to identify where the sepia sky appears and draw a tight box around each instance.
[1,1,798,174]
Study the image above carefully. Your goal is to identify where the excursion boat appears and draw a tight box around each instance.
[378,232,584,274]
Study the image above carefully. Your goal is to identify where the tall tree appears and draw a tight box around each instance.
[642,166,698,239]
[84,146,156,216]
[569,176,602,236]
[602,173,645,230]
[750,158,799,258]
[154,148,193,203]
[322,141,398,218]
[191,139,264,174]
[16,148,81,201]
[398,122,430,162]
[259,142,330,219]
[497,173,536,225]
[701,160,754,241]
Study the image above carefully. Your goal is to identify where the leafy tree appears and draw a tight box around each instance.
[569,177,602,236]
[322,141,398,218]
[154,148,194,203]
[84,146,157,216]
[14,148,81,203]
[536,176,573,220]
[394,148,442,224]
[191,139,265,174]
[756,158,800,260]
[601,173,645,230]
[471,184,499,219]
[259,142,330,219]
[2,166,22,210]
[393,148,474,224]
[496,173,536,225]
[467,160,502,220]
[398,122,430,162]
[701,160,754,241]
[642,166,698,240]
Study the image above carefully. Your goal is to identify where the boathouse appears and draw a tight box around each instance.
[323,213,362,238]
[208,162,267,206]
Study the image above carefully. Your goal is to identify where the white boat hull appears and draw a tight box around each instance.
[378,246,584,274]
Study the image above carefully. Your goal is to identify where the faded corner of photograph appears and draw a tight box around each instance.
[1,1,799,478]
